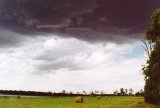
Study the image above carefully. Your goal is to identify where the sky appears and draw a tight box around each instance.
[0,0,160,94]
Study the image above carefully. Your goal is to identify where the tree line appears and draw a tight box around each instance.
[0,88,143,97]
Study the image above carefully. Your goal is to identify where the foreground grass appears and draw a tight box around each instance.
[0,96,159,108]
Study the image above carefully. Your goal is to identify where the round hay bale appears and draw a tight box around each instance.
[75,96,83,103]
[97,96,101,100]
[17,96,21,99]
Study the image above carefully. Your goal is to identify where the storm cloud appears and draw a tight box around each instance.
[0,0,152,92]
[0,0,160,45]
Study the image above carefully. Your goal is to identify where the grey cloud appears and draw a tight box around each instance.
[34,54,88,72]
[0,0,160,45]
[36,60,83,72]
[34,56,88,73]
[0,30,28,48]
[31,38,91,72]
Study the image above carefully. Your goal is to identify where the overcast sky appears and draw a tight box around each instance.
[0,0,160,93]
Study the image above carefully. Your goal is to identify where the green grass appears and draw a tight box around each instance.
[0,96,159,108]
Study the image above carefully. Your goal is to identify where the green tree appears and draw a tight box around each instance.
[125,89,128,95]
[143,9,160,104]
[113,90,118,95]
[83,90,86,95]
[120,88,125,95]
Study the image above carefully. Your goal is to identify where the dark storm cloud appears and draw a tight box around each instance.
[64,0,160,42]
[0,0,95,33]
[0,0,160,44]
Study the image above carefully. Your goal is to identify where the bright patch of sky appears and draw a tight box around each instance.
[0,35,146,94]
[122,41,145,59]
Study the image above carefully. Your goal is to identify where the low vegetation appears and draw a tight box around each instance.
[0,96,159,108]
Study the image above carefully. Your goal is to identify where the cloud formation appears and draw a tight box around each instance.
[0,36,145,92]
[0,0,160,45]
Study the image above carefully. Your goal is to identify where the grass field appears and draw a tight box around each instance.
[0,96,159,108]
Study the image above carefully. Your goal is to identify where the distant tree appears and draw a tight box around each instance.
[135,92,141,96]
[62,90,66,94]
[94,90,99,94]
[142,9,160,104]
[113,90,118,95]
[135,89,144,96]
[47,91,52,96]
[120,88,125,95]
[90,91,94,96]
[100,90,105,95]
[140,89,144,95]
[125,89,128,95]
[69,91,73,95]
[83,90,86,95]
[129,88,133,95]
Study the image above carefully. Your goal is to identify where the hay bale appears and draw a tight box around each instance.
[75,96,83,103]
[97,96,101,100]
[17,96,21,99]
